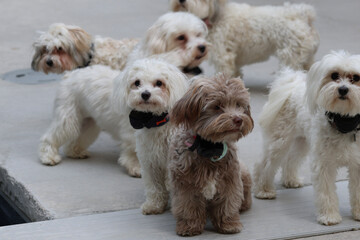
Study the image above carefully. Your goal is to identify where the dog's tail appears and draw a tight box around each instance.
[259,68,306,131]
[283,3,317,26]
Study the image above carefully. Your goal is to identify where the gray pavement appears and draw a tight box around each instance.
[0,0,360,239]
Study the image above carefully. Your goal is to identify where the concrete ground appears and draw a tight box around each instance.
[0,0,360,239]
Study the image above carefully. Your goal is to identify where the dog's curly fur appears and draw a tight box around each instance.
[126,12,209,72]
[38,12,209,177]
[168,74,253,236]
[253,51,360,226]
[32,23,139,73]
[119,59,189,215]
[170,0,320,77]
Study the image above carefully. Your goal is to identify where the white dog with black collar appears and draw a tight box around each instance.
[254,51,360,226]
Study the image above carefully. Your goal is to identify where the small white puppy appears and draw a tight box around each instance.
[253,51,360,226]
[170,0,319,77]
[117,59,188,215]
[32,23,139,73]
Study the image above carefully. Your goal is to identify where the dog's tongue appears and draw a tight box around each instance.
[203,18,212,28]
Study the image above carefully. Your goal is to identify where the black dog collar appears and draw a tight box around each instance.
[188,135,228,162]
[325,111,360,134]
[182,66,203,76]
[79,43,94,68]
[129,110,169,129]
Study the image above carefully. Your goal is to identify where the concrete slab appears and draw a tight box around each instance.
[0,181,359,240]
[0,0,360,239]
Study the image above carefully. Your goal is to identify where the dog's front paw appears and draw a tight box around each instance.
[216,219,243,234]
[39,144,62,166]
[317,212,342,225]
[176,219,204,236]
[119,155,141,178]
[254,189,276,199]
[141,201,166,215]
[282,178,304,188]
[66,148,90,159]
[39,153,61,166]
[128,164,141,178]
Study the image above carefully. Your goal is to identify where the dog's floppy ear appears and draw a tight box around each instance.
[31,44,42,71]
[67,26,92,54]
[170,77,206,128]
[142,23,167,55]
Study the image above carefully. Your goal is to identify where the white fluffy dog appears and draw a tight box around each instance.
[118,59,188,215]
[38,12,209,177]
[253,51,360,226]
[32,23,139,73]
[126,11,209,75]
[170,0,320,77]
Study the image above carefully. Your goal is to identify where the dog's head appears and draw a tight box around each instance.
[141,12,209,68]
[169,0,227,28]
[113,58,188,115]
[306,51,360,116]
[171,74,254,142]
[31,23,93,74]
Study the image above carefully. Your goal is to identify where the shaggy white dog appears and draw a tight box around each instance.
[32,23,139,73]
[38,12,209,177]
[253,51,360,226]
[170,0,320,77]
[118,58,189,215]
[126,11,209,75]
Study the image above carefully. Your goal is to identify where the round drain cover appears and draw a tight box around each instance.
[1,69,62,85]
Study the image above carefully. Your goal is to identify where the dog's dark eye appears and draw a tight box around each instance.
[58,47,63,51]
[353,74,360,82]
[331,72,340,80]
[215,105,221,110]
[155,80,163,87]
[134,80,141,87]
[177,35,186,41]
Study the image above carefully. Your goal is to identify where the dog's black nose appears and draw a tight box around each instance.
[198,45,206,53]
[179,0,186,3]
[46,59,53,67]
[233,117,243,126]
[338,85,349,96]
[141,91,151,101]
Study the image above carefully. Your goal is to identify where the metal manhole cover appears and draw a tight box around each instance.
[1,69,62,85]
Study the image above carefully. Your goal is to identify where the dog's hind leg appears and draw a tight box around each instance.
[253,136,293,199]
[281,137,308,188]
[39,103,83,166]
[118,128,141,177]
[65,117,100,159]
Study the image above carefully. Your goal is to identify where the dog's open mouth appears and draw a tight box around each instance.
[202,18,212,28]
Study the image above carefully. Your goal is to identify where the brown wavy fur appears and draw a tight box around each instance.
[168,74,253,236]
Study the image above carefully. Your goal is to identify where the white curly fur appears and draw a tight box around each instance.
[32,23,139,73]
[118,59,189,215]
[170,0,320,77]
[127,12,209,71]
[38,12,209,177]
[253,51,360,226]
